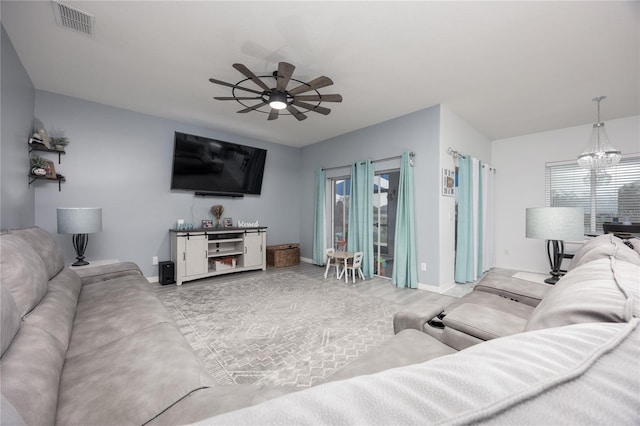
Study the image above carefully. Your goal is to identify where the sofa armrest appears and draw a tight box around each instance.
[443,303,528,342]
[393,303,444,334]
[72,262,143,285]
[474,278,552,307]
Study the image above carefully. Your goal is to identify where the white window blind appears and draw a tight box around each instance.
[546,155,640,234]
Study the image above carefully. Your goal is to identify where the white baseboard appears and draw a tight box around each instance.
[300,257,313,264]
[147,276,159,283]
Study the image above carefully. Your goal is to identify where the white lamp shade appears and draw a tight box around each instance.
[57,208,102,234]
[526,207,584,241]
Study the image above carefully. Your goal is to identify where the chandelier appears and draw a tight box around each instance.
[577,96,621,170]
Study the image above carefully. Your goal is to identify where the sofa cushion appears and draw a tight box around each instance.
[526,257,638,331]
[58,323,216,426]
[0,284,20,357]
[324,329,456,383]
[10,227,65,280]
[74,261,143,286]
[569,233,640,271]
[0,234,49,317]
[444,290,535,319]
[0,324,66,426]
[23,268,82,350]
[199,320,639,425]
[1,395,26,426]
[67,275,173,358]
[443,303,528,341]
[473,274,551,307]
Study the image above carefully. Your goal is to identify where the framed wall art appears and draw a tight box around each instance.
[442,168,455,196]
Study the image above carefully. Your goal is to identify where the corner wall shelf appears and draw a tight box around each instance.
[28,175,66,191]
[29,143,66,164]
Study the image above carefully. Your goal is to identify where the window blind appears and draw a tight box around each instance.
[546,155,640,234]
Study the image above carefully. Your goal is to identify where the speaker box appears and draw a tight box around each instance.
[159,261,175,285]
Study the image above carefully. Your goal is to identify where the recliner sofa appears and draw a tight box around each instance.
[1,228,638,425]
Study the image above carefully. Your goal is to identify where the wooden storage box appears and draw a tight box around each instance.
[266,243,300,267]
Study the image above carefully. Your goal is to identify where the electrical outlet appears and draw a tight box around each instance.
[420,262,427,271]
[152,256,158,265]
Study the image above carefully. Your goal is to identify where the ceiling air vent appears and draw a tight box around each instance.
[52,1,95,37]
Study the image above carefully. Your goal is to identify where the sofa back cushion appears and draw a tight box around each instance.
[525,257,638,331]
[0,324,66,426]
[1,283,21,357]
[10,227,65,280]
[0,234,49,318]
[569,234,640,271]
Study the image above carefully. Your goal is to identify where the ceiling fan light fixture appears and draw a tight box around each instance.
[269,92,287,110]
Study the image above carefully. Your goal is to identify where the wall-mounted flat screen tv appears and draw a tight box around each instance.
[170,132,267,196]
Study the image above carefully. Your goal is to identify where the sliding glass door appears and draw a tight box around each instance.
[373,171,399,278]
[331,177,350,250]
[330,170,399,278]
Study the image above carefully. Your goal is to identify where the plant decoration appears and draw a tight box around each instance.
[51,136,70,151]
[211,205,224,228]
[30,155,49,176]
[30,155,49,169]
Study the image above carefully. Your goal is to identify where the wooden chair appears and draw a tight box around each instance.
[345,251,365,283]
[324,248,341,279]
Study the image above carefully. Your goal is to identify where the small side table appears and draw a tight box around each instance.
[69,259,119,269]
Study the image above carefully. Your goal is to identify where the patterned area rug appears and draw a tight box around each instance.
[156,271,403,387]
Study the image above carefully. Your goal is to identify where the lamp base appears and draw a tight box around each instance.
[544,275,561,285]
[545,239,564,285]
[71,233,90,267]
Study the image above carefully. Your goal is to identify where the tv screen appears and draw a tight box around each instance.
[170,132,267,195]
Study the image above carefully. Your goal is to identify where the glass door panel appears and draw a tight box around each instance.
[331,178,350,251]
[373,171,399,278]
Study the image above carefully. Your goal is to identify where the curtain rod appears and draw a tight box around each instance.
[322,152,415,171]
[447,147,466,159]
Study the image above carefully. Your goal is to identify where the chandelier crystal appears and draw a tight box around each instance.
[577,96,621,170]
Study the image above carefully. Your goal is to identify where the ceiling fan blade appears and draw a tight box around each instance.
[286,104,307,121]
[294,94,343,103]
[209,78,264,95]
[232,63,270,91]
[287,76,334,95]
[268,109,279,121]
[291,100,331,115]
[214,96,262,101]
[276,62,296,91]
[237,101,268,113]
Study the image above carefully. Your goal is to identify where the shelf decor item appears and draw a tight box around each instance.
[57,207,103,266]
[51,136,70,151]
[223,217,233,228]
[30,156,49,176]
[202,219,213,229]
[211,204,224,228]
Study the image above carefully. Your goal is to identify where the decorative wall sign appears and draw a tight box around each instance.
[442,168,455,196]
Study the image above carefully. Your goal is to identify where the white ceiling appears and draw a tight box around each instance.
[2,1,638,147]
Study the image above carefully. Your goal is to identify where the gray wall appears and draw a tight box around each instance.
[33,90,301,276]
[1,24,35,230]
[299,106,442,285]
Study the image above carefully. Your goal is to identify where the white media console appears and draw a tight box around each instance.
[169,227,267,285]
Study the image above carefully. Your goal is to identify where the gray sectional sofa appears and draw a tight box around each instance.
[1,228,638,425]
[0,227,291,425]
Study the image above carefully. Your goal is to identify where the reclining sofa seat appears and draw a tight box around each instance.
[394,234,640,350]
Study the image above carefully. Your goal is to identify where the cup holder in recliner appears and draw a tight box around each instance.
[427,313,446,329]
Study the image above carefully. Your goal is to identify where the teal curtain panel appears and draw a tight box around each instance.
[392,152,418,288]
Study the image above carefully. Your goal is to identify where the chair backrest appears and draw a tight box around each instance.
[353,252,364,267]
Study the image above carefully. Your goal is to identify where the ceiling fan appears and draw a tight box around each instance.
[209,62,343,121]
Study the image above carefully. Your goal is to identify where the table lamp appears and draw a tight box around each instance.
[526,207,584,284]
[57,207,102,266]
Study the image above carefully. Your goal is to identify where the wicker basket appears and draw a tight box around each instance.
[266,243,300,267]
